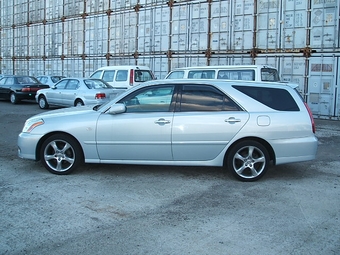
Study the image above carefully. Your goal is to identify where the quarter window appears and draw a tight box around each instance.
[179,85,242,112]
[233,85,300,111]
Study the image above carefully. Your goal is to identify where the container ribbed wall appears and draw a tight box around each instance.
[0,0,339,118]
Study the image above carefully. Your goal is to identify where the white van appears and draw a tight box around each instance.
[165,65,281,82]
[90,65,155,89]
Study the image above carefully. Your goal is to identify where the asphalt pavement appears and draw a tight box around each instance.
[0,101,339,255]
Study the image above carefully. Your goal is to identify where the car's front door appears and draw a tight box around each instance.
[46,79,68,105]
[96,85,176,161]
[171,84,249,161]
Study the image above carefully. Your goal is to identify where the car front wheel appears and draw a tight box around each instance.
[40,134,83,175]
[38,95,49,109]
[227,140,269,182]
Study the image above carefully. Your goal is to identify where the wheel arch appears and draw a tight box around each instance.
[74,98,84,106]
[35,131,85,161]
[223,136,276,166]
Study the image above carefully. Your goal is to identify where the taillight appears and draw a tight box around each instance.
[95,93,106,99]
[304,102,315,133]
[129,69,134,86]
[22,87,32,92]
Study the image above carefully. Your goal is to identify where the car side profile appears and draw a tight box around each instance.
[0,75,50,104]
[18,79,318,181]
[36,77,124,109]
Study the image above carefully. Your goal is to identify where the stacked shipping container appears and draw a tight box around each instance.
[0,0,339,118]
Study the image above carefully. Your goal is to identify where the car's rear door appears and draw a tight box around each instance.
[62,79,79,106]
[171,84,249,161]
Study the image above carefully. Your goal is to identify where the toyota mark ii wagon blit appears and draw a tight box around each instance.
[18,79,318,181]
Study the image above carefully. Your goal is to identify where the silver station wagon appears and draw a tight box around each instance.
[18,79,318,181]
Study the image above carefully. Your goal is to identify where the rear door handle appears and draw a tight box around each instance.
[225,117,241,123]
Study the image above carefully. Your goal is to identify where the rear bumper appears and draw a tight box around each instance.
[272,136,318,165]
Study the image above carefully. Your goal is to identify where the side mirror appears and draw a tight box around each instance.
[107,103,126,114]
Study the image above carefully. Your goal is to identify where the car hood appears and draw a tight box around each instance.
[32,105,96,119]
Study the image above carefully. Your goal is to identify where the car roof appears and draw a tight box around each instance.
[137,79,297,90]
[169,65,276,71]
[95,65,151,70]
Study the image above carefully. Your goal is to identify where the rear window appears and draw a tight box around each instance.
[261,68,280,82]
[233,85,300,111]
[135,70,153,82]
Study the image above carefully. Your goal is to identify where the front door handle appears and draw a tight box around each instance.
[155,118,170,125]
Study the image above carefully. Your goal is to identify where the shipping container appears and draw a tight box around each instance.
[307,54,339,118]
[109,10,137,54]
[0,1,14,27]
[84,15,109,56]
[0,28,14,58]
[46,0,64,21]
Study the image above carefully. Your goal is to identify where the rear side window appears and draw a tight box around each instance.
[188,70,215,79]
[233,85,299,111]
[102,70,115,82]
[178,85,242,112]
[217,70,255,81]
[116,70,128,81]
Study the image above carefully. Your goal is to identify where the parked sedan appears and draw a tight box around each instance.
[18,79,318,181]
[36,75,66,87]
[0,75,50,104]
[36,78,124,109]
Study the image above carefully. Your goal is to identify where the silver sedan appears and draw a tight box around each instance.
[36,77,125,109]
[19,79,318,181]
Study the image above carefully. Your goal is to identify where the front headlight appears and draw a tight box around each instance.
[22,118,44,133]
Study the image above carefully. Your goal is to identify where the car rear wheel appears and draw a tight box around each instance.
[10,92,19,104]
[75,99,84,107]
[227,140,269,182]
[40,134,83,175]
[38,95,49,109]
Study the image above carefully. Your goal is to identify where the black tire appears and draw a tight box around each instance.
[75,99,84,107]
[40,134,83,175]
[10,92,19,104]
[38,95,49,109]
[227,140,269,182]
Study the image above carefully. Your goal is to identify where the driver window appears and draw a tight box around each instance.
[55,80,68,89]
[119,85,175,112]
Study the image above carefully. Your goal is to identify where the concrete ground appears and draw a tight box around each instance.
[0,101,339,255]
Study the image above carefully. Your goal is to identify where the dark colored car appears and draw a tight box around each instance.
[0,75,50,104]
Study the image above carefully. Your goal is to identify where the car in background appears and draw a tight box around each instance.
[90,65,155,89]
[0,75,50,104]
[165,65,281,82]
[37,75,66,87]
[18,79,317,182]
[36,77,124,109]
